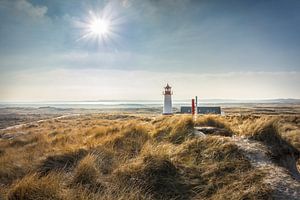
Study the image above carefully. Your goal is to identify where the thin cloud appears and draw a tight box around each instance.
[15,0,47,18]
[1,69,299,101]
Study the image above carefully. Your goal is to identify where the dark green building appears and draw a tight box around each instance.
[180,106,221,114]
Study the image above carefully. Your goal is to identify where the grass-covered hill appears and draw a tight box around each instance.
[0,114,299,199]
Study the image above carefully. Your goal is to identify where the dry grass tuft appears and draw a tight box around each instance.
[90,146,116,175]
[113,154,189,199]
[38,149,88,175]
[71,154,104,192]
[200,170,272,200]
[101,122,150,159]
[152,116,194,144]
[7,173,65,200]
[175,136,248,165]
[0,157,26,185]
[195,115,230,128]
[8,134,45,148]
[91,126,120,138]
[0,148,5,156]
[277,116,300,151]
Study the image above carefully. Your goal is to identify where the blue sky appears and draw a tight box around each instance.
[0,0,300,101]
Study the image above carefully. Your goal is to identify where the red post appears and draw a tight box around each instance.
[192,99,195,115]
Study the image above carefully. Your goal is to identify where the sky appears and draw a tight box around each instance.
[0,0,300,101]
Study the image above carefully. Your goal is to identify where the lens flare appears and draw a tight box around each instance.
[89,18,110,36]
[75,3,123,47]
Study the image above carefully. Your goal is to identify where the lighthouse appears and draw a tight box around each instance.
[163,84,173,115]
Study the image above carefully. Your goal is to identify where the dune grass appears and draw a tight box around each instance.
[0,113,299,199]
[7,173,65,200]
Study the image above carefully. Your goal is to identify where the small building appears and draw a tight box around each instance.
[181,106,221,114]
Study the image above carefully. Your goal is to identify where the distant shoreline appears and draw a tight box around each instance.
[0,103,299,130]
[1,99,300,109]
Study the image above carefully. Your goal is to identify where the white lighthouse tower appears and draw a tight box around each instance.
[163,84,173,115]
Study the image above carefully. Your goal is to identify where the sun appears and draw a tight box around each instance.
[89,18,110,37]
[75,5,123,46]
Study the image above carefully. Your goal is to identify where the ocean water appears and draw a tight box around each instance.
[0,100,183,109]
[0,99,295,109]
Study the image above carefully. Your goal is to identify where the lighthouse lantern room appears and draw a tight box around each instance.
[163,84,173,115]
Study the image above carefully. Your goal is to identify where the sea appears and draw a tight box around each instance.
[0,99,296,109]
[0,100,187,109]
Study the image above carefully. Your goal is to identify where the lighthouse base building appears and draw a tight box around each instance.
[163,84,173,115]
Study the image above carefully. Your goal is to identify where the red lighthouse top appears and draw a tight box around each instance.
[163,84,173,95]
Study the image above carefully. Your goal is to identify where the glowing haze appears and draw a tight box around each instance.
[0,0,300,101]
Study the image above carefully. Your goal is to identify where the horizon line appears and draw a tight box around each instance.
[0,98,300,103]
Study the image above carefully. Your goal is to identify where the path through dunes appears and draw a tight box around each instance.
[195,126,300,200]
[0,114,81,140]
[232,136,300,200]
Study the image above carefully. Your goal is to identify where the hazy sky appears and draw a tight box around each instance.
[0,0,300,101]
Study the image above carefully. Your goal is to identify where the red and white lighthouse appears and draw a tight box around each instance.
[163,84,173,114]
